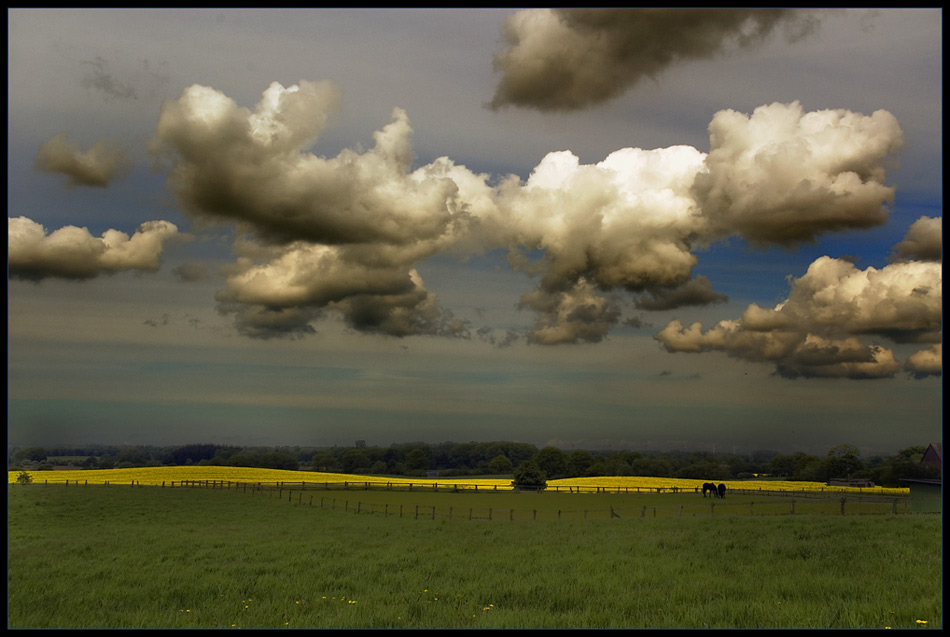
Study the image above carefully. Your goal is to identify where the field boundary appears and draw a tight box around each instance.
[10,479,926,520]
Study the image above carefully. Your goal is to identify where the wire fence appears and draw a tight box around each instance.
[12,478,929,519]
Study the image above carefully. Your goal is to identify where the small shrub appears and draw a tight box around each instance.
[16,471,33,484]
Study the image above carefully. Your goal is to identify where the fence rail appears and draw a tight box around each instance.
[12,478,928,519]
[11,478,911,500]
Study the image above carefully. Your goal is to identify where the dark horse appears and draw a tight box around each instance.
[702,482,716,498]
[717,483,726,499]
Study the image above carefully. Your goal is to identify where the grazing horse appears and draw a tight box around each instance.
[717,483,726,499]
[702,482,716,498]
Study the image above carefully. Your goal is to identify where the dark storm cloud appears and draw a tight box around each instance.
[172,262,211,282]
[519,279,623,345]
[635,276,728,312]
[34,133,131,188]
[8,216,182,281]
[488,8,821,111]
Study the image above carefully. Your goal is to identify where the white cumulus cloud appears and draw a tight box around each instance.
[8,216,181,281]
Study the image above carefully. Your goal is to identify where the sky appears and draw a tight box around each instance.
[7,8,942,456]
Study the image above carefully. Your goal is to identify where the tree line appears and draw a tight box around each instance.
[7,441,938,488]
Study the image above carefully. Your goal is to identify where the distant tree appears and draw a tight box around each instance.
[341,448,372,474]
[796,458,829,483]
[676,460,728,481]
[170,444,220,465]
[12,447,47,464]
[629,456,673,477]
[534,447,569,479]
[868,446,941,486]
[311,452,339,472]
[227,450,260,467]
[826,444,864,478]
[488,454,513,475]
[403,449,430,474]
[369,460,388,475]
[568,450,594,477]
[115,445,145,466]
[768,452,816,478]
[512,461,547,490]
[16,471,33,484]
[258,451,299,471]
[97,454,115,469]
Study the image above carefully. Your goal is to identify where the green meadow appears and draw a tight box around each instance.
[8,484,941,629]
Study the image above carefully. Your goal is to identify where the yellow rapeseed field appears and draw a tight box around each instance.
[6,466,513,489]
[8,467,908,495]
[546,475,909,496]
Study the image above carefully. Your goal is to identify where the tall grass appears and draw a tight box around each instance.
[8,485,941,629]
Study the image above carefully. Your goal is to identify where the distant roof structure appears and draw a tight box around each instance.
[921,442,942,472]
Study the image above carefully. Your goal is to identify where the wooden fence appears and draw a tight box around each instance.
[12,478,921,518]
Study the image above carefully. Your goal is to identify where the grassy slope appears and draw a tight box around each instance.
[8,485,941,629]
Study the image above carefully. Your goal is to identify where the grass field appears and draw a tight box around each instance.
[8,484,941,629]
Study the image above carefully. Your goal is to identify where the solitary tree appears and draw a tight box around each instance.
[512,461,547,491]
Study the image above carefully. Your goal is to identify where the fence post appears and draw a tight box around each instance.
[710,503,715,515]
[840,498,846,515]
[432,506,436,520]
[641,506,646,518]
[415,505,419,520]
[790,500,795,515]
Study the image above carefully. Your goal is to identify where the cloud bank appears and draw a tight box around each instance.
[143,82,910,348]
[489,8,821,111]
[8,216,181,281]
[12,77,934,382]
[655,220,942,379]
